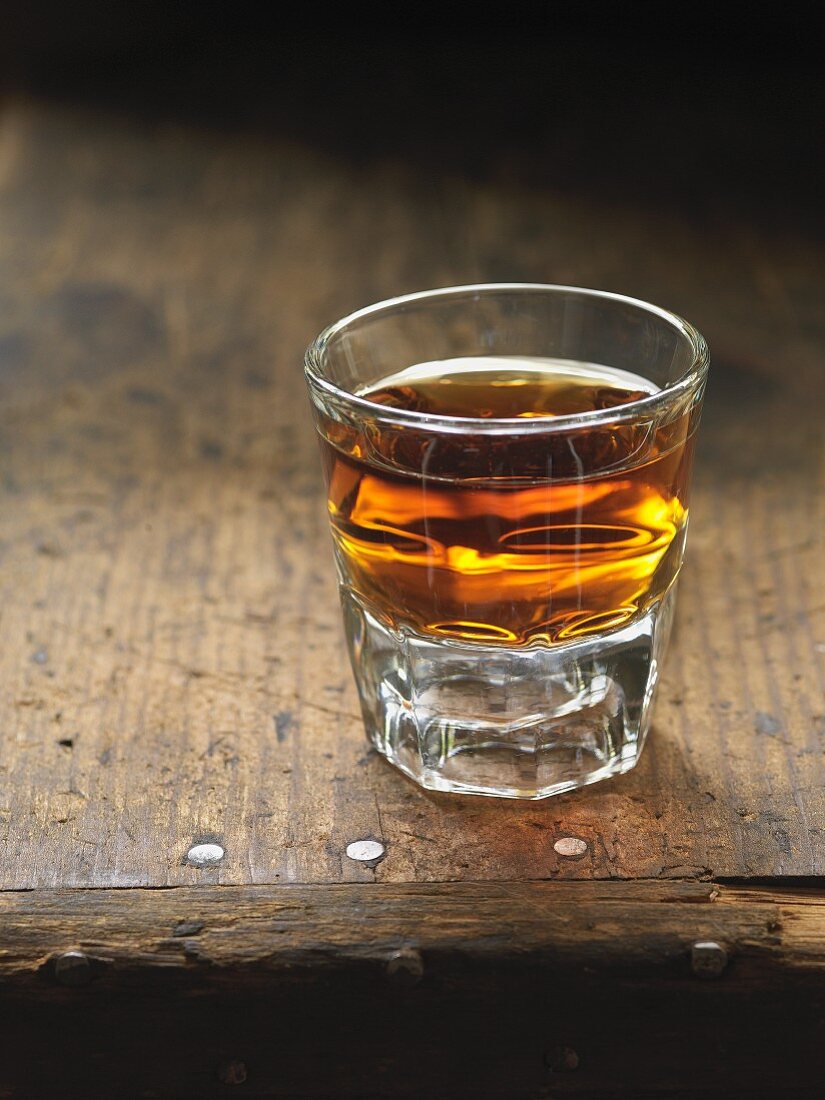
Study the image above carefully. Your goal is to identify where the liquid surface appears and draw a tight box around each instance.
[358,357,654,419]
[320,357,695,645]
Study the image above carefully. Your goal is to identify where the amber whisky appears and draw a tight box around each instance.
[320,357,695,646]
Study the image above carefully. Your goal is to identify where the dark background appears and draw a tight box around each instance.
[2,1,822,231]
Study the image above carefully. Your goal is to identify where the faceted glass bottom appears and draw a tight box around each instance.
[341,585,677,799]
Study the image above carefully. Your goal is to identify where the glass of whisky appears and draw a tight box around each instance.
[305,285,708,799]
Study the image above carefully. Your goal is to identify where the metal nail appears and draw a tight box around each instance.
[218,1060,248,1086]
[554,837,588,858]
[545,1044,580,1073]
[55,950,92,987]
[186,843,225,867]
[691,940,728,978]
[386,947,424,987]
[346,839,385,863]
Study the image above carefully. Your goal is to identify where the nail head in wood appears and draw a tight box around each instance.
[54,950,92,986]
[691,940,728,978]
[186,843,225,867]
[345,839,385,863]
[386,947,424,987]
[554,837,588,859]
[218,1060,248,1086]
[545,1044,580,1073]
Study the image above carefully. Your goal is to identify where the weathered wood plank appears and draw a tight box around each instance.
[0,99,823,890]
[2,881,824,988]
[1,882,825,1096]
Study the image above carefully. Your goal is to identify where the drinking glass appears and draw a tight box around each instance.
[305,285,708,799]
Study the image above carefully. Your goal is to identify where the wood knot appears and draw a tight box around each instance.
[173,920,205,938]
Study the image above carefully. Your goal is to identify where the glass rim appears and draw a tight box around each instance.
[304,283,709,435]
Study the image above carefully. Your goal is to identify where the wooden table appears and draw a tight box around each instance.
[1,96,823,1097]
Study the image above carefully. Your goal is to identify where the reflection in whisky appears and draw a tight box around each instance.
[320,358,696,645]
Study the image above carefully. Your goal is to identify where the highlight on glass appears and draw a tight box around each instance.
[305,285,709,799]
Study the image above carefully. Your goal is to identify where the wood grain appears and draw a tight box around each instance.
[0,98,823,895]
[1,882,825,1096]
[1,880,824,989]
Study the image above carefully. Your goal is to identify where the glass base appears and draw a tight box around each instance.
[341,586,677,800]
